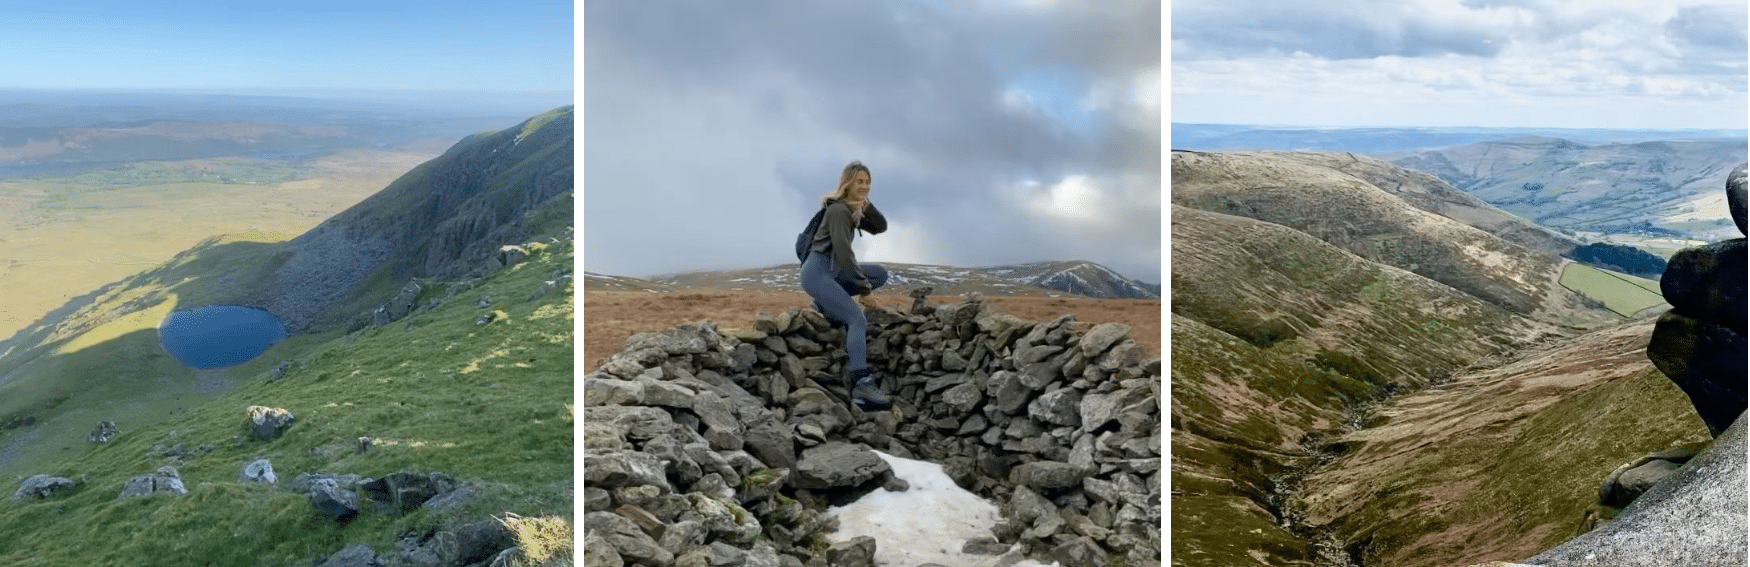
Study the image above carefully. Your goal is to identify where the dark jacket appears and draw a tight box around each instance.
[808,199,886,294]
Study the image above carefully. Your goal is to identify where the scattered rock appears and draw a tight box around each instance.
[13,475,77,503]
[244,405,296,441]
[308,478,360,523]
[362,471,456,515]
[119,466,188,499]
[87,421,118,443]
[240,459,277,484]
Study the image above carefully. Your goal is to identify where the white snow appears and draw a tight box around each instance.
[826,451,1061,567]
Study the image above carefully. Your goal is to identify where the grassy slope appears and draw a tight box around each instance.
[1296,319,1706,566]
[1169,206,1545,566]
[0,242,574,566]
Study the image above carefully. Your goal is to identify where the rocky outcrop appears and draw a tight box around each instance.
[1646,165,1748,437]
[582,292,1161,566]
[1526,414,1748,566]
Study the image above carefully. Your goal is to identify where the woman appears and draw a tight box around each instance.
[801,160,892,409]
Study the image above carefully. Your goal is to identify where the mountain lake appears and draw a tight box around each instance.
[157,305,286,369]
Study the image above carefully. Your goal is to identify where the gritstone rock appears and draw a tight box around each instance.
[1526,414,1748,566]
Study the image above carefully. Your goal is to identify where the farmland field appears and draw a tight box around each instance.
[1558,262,1668,317]
[0,149,437,341]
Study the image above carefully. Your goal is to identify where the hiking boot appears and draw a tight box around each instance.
[850,368,891,410]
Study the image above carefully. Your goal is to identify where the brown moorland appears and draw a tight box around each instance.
[583,290,1161,370]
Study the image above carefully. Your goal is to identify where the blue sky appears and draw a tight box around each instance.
[0,0,571,101]
[583,0,1162,282]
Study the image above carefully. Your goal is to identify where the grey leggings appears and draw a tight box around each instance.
[800,251,889,372]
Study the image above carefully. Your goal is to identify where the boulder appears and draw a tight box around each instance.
[13,475,76,503]
[1526,414,1748,566]
[244,405,296,441]
[1660,238,1746,331]
[87,421,118,443]
[1648,311,1747,436]
[118,466,187,499]
[308,478,360,523]
[240,459,278,484]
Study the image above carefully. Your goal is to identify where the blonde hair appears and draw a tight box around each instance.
[820,160,872,225]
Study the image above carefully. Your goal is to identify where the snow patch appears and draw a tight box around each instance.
[827,451,1061,567]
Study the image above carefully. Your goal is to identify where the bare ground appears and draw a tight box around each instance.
[583,290,1161,371]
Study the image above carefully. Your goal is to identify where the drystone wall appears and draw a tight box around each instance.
[583,292,1162,567]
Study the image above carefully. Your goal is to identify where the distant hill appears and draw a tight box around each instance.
[1172,123,1748,154]
[587,259,1160,299]
[1387,137,1748,244]
[1171,150,1611,325]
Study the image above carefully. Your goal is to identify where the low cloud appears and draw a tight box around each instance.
[586,1,1161,283]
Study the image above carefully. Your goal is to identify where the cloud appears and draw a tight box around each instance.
[1171,0,1747,128]
[585,1,1161,282]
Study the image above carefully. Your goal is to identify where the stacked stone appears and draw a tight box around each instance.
[1648,163,1748,437]
[583,293,1162,567]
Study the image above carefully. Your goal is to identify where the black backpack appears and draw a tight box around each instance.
[795,206,827,263]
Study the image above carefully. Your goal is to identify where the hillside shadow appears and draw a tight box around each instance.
[0,325,250,478]
[0,238,292,400]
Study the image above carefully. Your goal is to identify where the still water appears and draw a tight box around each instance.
[157,306,287,369]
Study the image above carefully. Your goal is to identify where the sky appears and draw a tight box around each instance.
[1172,0,1750,129]
[0,0,573,112]
[582,0,1163,283]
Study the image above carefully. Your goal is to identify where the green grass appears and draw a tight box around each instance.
[26,158,308,189]
[0,242,574,567]
[1558,263,1668,317]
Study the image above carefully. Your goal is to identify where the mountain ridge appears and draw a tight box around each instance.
[586,258,1160,299]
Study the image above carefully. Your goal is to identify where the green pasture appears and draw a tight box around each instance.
[1558,263,1668,317]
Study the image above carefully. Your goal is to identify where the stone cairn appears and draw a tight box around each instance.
[584,291,1162,567]
[1647,162,1748,438]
